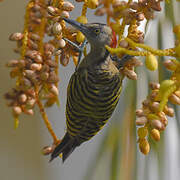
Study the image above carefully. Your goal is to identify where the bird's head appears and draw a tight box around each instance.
[63,18,115,48]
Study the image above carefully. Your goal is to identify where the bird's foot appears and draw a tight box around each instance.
[63,38,88,70]
[110,54,134,69]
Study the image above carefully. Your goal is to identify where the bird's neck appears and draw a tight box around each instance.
[90,46,109,59]
[78,45,110,70]
[87,45,110,66]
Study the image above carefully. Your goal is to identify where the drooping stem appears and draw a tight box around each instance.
[35,86,59,144]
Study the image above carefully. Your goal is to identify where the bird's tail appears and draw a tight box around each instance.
[49,133,77,163]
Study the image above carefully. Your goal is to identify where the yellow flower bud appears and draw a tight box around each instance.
[73,56,78,66]
[137,127,148,139]
[87,0,99,9]
[76,31,85,43]
[139,139,150,155]
[150,129,160,141]
[14,117,19,129]
[59,153,63,158]
[145,54,158,71]
[111,23,121,34]
[76,16,88,24]
[159,80,175,94]
[147,113,159,120]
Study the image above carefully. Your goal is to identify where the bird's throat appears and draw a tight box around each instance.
[78,45,110,69]
[90,46,109,61]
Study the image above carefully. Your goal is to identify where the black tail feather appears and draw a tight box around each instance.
[49,133,77,163]
[62,143,76,163]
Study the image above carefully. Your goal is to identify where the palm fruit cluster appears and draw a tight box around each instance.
[136,80,179,154]
[136,49,180,154]
[135,26,180,154]
[4,0,76,144]
[96,0,180,155]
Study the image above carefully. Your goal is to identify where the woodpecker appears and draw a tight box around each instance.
[50,18,132,162]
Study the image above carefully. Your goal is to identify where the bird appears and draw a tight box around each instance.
[50,18,132,162]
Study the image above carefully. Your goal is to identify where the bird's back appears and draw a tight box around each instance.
[66,57,123,145]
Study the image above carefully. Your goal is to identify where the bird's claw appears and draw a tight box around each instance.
[63,38,88,71]
[110,54,134,69]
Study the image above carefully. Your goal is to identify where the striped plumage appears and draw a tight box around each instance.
[50,18,128,162]
[66,55,123,142]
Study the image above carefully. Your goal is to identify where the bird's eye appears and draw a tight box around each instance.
[94,29,100,34]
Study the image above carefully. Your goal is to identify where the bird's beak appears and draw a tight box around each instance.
[63,18,89,37]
